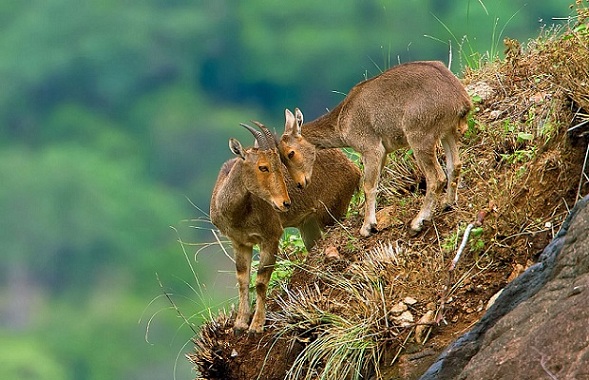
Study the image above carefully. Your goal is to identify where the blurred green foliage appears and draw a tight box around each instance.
[0,0,571,379]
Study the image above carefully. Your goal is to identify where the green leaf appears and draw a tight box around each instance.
[517,132,534,142]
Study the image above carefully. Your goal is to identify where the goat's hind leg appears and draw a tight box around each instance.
[233,241,253,333]
[360,145,387,237]
[249,240,278,334]
[300,216,322,251]
[441,132,461,209]
[410,148,446,235]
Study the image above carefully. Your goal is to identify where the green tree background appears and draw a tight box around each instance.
[0,1,571,378]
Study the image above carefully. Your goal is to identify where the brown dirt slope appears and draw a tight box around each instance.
[188,4,589,379]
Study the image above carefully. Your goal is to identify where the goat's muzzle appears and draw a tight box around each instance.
[296,176,309,189]
[273,199,291,212]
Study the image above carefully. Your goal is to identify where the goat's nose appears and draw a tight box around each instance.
[283,200,291,209]
[298,177,308,189]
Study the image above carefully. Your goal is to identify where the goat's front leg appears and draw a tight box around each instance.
[248,240,278,334]
[360,146,386,237]
[233,241,253,333]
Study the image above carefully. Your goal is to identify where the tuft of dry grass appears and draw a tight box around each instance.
[189,310,235,380]
[267,242,443,380]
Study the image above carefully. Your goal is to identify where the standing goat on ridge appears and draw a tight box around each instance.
[210,123,360,334]
[278,61,472,237]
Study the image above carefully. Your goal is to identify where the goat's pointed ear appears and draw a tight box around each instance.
[284,109,296,135]
[229,138,246,160]
[294,108,304,128]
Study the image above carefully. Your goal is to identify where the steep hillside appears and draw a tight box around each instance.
[188,5,589,379]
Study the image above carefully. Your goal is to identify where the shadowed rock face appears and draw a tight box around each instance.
[421,196,589,380]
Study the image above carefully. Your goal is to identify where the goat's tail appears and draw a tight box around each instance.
[457,99,472,135]
[457,116,469,135]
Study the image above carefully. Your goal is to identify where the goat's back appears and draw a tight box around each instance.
[339,61,472,152]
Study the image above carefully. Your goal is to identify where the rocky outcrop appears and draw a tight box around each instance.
[421,196,589,380]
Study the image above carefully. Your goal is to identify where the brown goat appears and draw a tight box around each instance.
[210,123,360,333]
[278,61,472,237]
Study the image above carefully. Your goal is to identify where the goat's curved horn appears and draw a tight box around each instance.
[240,123,269,150]
[252,121,278,148]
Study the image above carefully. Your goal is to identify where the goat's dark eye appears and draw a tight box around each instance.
[258,166,269,172]
[288,151,295,159]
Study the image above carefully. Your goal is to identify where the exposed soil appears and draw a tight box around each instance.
[189,8,589,379]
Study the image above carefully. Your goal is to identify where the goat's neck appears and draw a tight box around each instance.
[219,161,253,217]
[302,105,346,149]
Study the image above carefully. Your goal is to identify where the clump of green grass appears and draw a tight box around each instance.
[426,0,521,70]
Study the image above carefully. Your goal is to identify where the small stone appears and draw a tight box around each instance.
[231,349,238,358]
[466,81,495,101]
[394,310,414,327]
[415,310,435,344]
[324,246,340,260]
[530,92,550,104]
[403,296,418,305]
[489,110,502,119]
[390,302,408,315]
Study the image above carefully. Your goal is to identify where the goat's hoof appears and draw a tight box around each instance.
[408,227,422,237]
[360,223,378,237]
[408,221,424,237]
[233,326,247,337]
[247,326,264,335]
[325,246,341,261]
[441,202,456,212]
[233,319,249,336]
